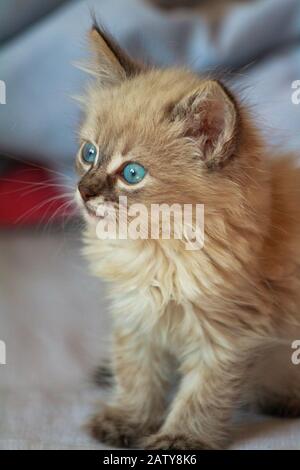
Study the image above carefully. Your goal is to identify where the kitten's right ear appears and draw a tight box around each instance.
[89,23,144,85]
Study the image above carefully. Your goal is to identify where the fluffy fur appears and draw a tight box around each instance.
[75,25,300,449]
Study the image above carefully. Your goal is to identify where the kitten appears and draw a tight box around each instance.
[75,25,300,449]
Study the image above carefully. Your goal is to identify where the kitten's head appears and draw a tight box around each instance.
[76,25,258,240]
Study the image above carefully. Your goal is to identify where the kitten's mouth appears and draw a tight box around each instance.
[84,202,116,220]
[85,205,105,219]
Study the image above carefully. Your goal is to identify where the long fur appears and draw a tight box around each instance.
[76,25,300,449]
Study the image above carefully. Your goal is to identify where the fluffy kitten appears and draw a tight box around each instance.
[75,25,300,449]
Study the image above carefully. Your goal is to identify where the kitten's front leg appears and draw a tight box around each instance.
[142,343,246,450]
[88,328,170,448]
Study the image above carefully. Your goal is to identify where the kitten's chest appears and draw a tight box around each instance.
[86,238,204,307]
[85,237,229,348]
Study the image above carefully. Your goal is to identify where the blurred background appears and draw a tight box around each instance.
[0,0,300,450]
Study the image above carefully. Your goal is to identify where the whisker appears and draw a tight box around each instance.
[43,198,77,232]
[0,183,75,199]
[21,188,73,201]
[15,193,73,224]
[0,152,74,181]
[38,197,66,231]
[0,177,74,190]
[39,192,77,232]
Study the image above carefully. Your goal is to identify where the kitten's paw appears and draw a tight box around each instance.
[141,432,215,450]
[88,407,146,448]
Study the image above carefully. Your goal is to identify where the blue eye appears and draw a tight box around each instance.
[82,142,98,164]
[122,163,146,185]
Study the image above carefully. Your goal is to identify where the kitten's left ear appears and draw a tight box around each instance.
[89,23,144,85]
[170,80,239,169]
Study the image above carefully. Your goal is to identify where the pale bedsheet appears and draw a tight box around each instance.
[0,232,299,450]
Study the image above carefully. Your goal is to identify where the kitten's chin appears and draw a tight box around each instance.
[81,206,108,227]
[82,209,99,225]
[75,189,103,225]
[82,204,116,231]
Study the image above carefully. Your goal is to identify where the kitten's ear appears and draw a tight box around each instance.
[89,23,143,85]
[170,81,238,169]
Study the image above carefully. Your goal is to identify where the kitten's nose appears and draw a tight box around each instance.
[78,183,98,202]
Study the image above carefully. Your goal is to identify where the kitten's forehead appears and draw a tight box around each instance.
[81,69,203,148]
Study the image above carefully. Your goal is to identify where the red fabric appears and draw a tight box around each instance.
[0,163,75,226]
